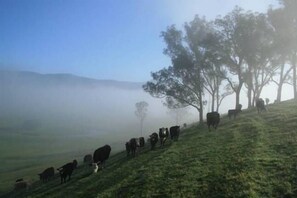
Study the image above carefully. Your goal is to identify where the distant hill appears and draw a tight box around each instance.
[0,70,143,90]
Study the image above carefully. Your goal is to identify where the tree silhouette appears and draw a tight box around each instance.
[135,101,148,136]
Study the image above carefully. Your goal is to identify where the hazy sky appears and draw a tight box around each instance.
[0,0,279,82]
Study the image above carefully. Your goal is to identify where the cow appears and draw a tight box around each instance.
[125,141,131,157]
[228,109,241,119]
[57,162,75,184]
[83,154,93,164]
[228,103,243,119]
[149,132,158,150]
[159,127,169,146]
[139,137,145,147]
[129,138,138,157]
[207,112,220,131]
[38,167,55,182]
[256,98,266,113]
[93,144,111,169]
[170,126,180,141]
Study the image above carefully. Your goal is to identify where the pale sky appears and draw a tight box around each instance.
[0,0,279,82]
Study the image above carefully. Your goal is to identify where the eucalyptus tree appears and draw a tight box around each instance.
[278,0,297,99]
[214,7,248,108]
[240,12,275,107]
[185,16,230,112]
[268,7,293,102]
[144,16,217,123]
[135,101,148,136]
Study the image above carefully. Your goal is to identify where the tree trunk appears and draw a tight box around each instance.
[211,93,215,112]
[292,53,297,99]
[216,87,220,112]
[235,81,243,109]
[277,62,285,102]
[247,87,252,108]
[247,70,253,108]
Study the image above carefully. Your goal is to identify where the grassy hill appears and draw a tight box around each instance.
[3,99,297,198]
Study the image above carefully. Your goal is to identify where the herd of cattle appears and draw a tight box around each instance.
[14,125,181,191]
[13,98,267,191]
[206,98,266,131]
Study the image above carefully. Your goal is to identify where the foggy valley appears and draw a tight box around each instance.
[0,70,195,152]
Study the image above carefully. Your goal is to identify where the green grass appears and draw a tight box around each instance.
[3,99,297,197]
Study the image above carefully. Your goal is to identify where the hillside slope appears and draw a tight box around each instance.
[4,99,297,198]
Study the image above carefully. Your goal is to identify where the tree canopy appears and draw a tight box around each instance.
[144,1,297,123]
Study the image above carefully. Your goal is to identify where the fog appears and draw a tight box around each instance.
[0,71,195,149]
[0,70,293,150]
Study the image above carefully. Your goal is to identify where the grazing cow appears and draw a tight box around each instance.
[125,142,131,157]
[170,126,180,141]
[57,162,75,184]
[207,112,220,131]
[256,98,266,113]
[149,132,158,150]
[129,138,138,157]
[93,144,111,169]
[139,137,145,147]
[228,103,243,119]
[83,154,93,164]
[14,180,28,191]
[38,167,55,182]
[228,109,241,119]
[159,128,169,146]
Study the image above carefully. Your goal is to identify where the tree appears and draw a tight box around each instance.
[144,16,215,123]
[278,0,297,99]
[135,101,148,136]
[215,7,248,108]
[268,7,293,102]
[201,31,234,112]
[240,12,275,107]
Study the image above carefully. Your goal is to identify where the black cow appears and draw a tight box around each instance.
[38,167,55,182]
[228,104,242,119]
[170,126,180,141]
[256,98,266,113]
[228,109,241,119]
[149,132,158,150]
[129,138,138,157]
[93,144,111,169]
[57,162,75,184]
[159,128,169,146]
[139,137,145,147]
[207,112,220,131]
[83,154,93,164]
